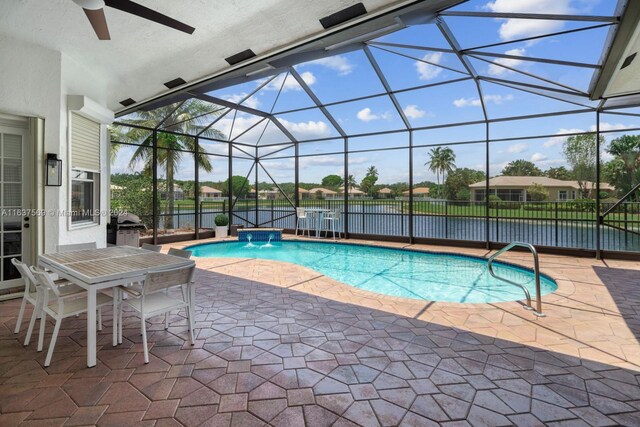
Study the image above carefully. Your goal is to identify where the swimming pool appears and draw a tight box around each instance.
[187,241,557,303]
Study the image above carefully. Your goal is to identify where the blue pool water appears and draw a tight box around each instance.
[188,241,557,303]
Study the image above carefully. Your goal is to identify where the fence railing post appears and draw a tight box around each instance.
[555,202,559,246]
[495,202,499,243]
[624,202,628,249]
[445,200,448,239]
[271,199,274,227]
[401,200,404,236]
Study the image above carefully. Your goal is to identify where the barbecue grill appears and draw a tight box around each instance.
[107,213,147,246]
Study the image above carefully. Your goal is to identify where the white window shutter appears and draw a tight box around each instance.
[71,112,100,171]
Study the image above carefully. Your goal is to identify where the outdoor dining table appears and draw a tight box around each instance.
[303,207,332,238]
[38,246,195,367]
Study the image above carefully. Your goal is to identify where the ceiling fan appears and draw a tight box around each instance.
[72,0,195,40]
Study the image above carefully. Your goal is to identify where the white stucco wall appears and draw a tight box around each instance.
[0,36,111,254]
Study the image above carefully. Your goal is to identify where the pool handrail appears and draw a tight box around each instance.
[487,242,545,317]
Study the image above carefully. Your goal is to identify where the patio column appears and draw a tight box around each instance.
[294,140,299,211]
[343,136,349,238]
[596,110,602,259]
[194,136,200,240]
[152,129,158,245]
[409,130,414,244]
[485,122,490,250]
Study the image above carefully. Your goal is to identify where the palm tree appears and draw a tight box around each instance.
[425,147,456,197]
[347,174,357,190]
[110,99,226,229]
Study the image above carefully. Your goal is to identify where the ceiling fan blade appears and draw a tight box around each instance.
[104,0,195,34]
[83,8,111,40]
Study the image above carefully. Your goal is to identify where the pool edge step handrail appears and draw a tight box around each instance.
[487,241,545,317]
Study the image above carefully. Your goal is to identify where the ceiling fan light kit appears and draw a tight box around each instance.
[72,0,105,10]
[73,0,195,40]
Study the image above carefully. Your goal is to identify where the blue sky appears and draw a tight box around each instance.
[113,0,640,185]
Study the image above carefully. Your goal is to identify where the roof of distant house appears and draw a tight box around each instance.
[403,187,430,195]
[378,188,392,194]
[308,187,337,194]
[469,176,614,190]
[339,186,364,194]
[200,185,222,193]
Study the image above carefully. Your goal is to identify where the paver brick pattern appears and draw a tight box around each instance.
[1,238,639,426]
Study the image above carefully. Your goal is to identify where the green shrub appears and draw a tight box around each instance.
[488,195,502,209]
[527,183,549,201]
[214,214,229,226]
[569,198,596,213]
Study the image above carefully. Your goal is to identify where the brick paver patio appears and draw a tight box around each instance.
[1,238,639,426]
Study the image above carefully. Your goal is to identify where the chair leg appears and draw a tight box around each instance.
[37,304,47,352]
[45,317,62,367]
[24,304,39,346]
[97,307,102,331]
[118,292,123,344]
[295,218,299,236]
[186,305,195,345]
[112,289,118,347]
[141,316,149,364]
[14,296,28,334]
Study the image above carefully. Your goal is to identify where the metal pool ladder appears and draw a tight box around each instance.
[487,242,545,317]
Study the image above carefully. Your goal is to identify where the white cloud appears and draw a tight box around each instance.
[348,157,368,165]
[453,94,514,107]
[262,71,316,91]
[224,92,259,109]
[403,104,427,119]
[590,122,634,132]
[507,143,528,154]
[306,56,353,75]
[543,128,586,147]
[415,52,443,80]
[357,107,391,122]
[531,152,548,162]
[217,115,262,141]
[453,98,482,108]
[536,158,566,168]
[485,94,514,104]
[278,118,331,138]
[487,48,526,76]
[299,155,368,169]
[300,156,341,167]
[485,0,573,40]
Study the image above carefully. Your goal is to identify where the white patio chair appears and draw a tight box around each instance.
[56,242,97,252]
[323,208,342,240]
[113,248,193,344]
[163,248,193,329]
[12,258,86,349]
[30,266,113,367]
[141,243,162,252]
[295,207,310,237]
[119,264,196,363]
[167,248,192,258]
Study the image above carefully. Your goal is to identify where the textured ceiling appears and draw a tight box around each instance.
[0,0,414,111]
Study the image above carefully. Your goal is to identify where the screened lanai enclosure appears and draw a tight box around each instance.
[110,0,640,258]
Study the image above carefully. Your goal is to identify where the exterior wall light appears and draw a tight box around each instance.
[46,153,63,186]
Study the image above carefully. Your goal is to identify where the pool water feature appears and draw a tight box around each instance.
[188,241,557,303]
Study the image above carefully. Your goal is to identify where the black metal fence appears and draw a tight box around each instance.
[226,199,640,252]
[147,198,640,252]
